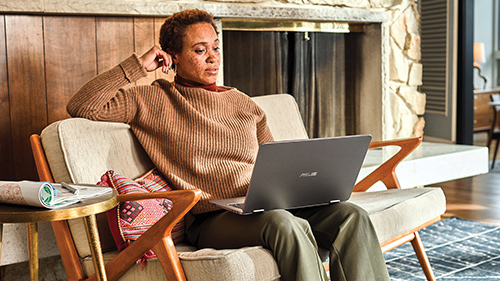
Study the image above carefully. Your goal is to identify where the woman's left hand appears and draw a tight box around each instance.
[139,46,172,73]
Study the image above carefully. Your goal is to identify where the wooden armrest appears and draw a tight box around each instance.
[92,189,201,281]
[353,136,422,192]
[30,134,55,183]
[116,190,194,202]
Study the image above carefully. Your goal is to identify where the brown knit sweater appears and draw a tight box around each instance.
[67,54,274,214]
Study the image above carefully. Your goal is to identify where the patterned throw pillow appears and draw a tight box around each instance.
[98,168,185,256]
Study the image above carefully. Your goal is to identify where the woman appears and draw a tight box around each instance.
[67,9,390,281]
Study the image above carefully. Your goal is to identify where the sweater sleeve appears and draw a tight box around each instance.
[66,54,148,123]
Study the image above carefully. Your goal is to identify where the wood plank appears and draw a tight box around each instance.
[44,16,97,124]
[134,17,156,86]
[154,17,174,82]
[96,17,134,74]
[441,174,500,226]
[5,15,47,180]
[0,15,15,180]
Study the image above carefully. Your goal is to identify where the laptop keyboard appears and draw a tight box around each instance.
[229,202,244,210]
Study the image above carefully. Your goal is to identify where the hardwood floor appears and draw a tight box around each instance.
[440,171,500,225]
[438,133,500,225]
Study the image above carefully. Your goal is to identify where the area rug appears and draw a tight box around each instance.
[384,217,500,280]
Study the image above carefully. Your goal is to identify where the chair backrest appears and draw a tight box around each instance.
[490,94,500,130]
[39,93,308,257]
[252,94,309,141]
[41,118,155,184]
[492,93,500,107]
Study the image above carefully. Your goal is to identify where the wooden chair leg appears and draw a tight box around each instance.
[492,138,500,170]
[152,236,187,281]
[487,130,493,149]
[410,231,436,281]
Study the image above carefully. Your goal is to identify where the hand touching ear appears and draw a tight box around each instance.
[138,46,173,73]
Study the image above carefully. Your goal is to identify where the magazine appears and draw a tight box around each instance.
[0,181,112,209]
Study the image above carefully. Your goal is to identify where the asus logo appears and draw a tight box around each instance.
[299,172,318,178]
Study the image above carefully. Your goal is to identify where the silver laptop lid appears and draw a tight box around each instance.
[241,134,372,214]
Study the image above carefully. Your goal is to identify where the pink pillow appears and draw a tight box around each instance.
[98,169,184,256]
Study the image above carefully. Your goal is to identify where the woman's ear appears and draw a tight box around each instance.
[171,54,179,73]
[172,54,179,65]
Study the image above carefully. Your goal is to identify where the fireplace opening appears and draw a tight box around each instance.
[222,22,382,139]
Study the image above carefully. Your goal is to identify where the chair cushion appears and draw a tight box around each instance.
[348,187,446,243]
[316,187,446,262]
[82,245,281,281]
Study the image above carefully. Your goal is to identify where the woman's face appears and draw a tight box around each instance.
[173,22,220,85]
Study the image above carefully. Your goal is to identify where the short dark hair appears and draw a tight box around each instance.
[159,9,218,55]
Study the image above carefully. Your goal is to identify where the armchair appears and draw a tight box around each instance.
[488,93,500,169]
[31,94,445,281]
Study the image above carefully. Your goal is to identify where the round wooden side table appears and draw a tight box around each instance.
[0,189,117,281]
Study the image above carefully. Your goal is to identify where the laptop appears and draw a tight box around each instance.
[209,134,372,215]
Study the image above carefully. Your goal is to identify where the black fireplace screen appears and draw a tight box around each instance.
[223,30,354,138]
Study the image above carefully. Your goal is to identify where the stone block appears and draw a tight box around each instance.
[389,39,409,83]
[405,4,420,34]
[326,0,370,8]
[300,0,371,7]
[0,0,43,13]
[390,13,407,49]
[408,62,422,86]
[413,116,425,137]
[385,91,419,139]
[405,33,421,61]
[213,0,276,2]
[371,0,403,8]
[398,86,426,115]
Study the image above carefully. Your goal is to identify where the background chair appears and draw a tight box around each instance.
[488,93,500,169]
[31,94,445,281]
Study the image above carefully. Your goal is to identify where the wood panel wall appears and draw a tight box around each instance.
[0,14,173,181]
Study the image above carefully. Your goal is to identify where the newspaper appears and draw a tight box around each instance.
[0,181,112,209]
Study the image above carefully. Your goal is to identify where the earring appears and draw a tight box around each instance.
[174,64,177,73]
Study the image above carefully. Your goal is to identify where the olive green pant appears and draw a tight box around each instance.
[186,202,390,281]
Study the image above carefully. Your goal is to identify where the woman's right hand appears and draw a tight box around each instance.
[138,46,172,73]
